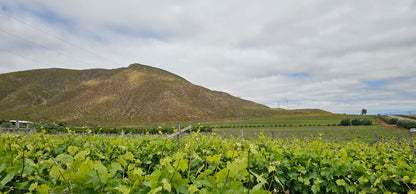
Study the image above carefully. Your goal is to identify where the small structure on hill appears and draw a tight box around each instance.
[9,120,34,129]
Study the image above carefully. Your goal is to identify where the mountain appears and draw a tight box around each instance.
[0,64,331,126]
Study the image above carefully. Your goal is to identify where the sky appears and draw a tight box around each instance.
[0,0,415,115]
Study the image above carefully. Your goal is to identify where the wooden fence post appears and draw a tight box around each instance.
[241,127,244,139]
[166,124,192,151]
[370,130,379,142]
[397,134,402,148]
[177,123,181,150]
[292,134,295,146]
[410,131,415,158]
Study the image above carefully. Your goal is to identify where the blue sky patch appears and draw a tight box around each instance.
[2,5,8,12]
[291,73,308,78]
[17,4,72,26]
[366,80,385,87]
[107,24,170,41]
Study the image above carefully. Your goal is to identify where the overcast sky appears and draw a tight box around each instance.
[1,1,415,114]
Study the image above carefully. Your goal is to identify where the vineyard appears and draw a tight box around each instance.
[211,115,370,128]
[378,116,416,129]
[1,130,415,193]
[214,125,410,142]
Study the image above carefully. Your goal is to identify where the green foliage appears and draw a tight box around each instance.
[57,122,67,127]
[215,125,409,143]
[340,119,351,126]
[361,109,367,115]
[377,116,416,129]
[360,119,372,125]
[351,118,360,125]
[1,132,415,193]
[397,120,416,129]
[0,120,11,128]
[379,116,398,124]
[215,115,368,128]
[398,115,416,120]
[349,118,372,126]
[390,118,399,125]
[36,124,212,135]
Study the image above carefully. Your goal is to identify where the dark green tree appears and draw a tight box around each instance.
[361,119,372,125]
[351,118,361,126]
[340,119,351,126]
[361,109,367,115]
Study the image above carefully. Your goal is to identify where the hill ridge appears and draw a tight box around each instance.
[0,64,331,125]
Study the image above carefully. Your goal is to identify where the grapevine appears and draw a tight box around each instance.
[0,132,415,193]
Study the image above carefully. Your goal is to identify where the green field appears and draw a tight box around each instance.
[213,125,409,142]
[208,115,375,128]
[1,132,415,193]
[1,114,415,193]
[209,115,410,143]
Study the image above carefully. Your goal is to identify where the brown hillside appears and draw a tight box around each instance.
[0,64,331,125]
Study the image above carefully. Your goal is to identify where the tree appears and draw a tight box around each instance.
[361,119,372,125]
[361,109,367,115]
[340,119,351,126]
[351,118,361,126]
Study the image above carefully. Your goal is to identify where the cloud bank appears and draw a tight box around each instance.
[1,0,415,114]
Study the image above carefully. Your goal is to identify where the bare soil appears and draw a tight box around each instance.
[375,117,406,130]
[390,115,416,122]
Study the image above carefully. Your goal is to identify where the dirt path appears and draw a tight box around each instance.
[375,117,405,130]
[389,115,416,122]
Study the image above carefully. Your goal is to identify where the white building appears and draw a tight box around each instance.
[9,120,34,129]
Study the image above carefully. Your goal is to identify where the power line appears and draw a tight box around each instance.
[0,28,98,68]
[0,11,120,67]
[0,49,53,66]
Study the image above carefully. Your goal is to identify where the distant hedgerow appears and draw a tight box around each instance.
[340,118,371,126]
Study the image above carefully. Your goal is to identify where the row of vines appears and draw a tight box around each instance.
[0,132,415,193]
[36,125,212,135]
[378,116,416,129]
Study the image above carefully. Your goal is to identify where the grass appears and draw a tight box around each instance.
[213,125,408,142]
[88,114,380,136]
[2,113,409,145]
[208,114,375,128]
[167,115,409,144]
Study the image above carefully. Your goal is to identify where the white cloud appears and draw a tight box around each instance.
[1,0,415,114]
